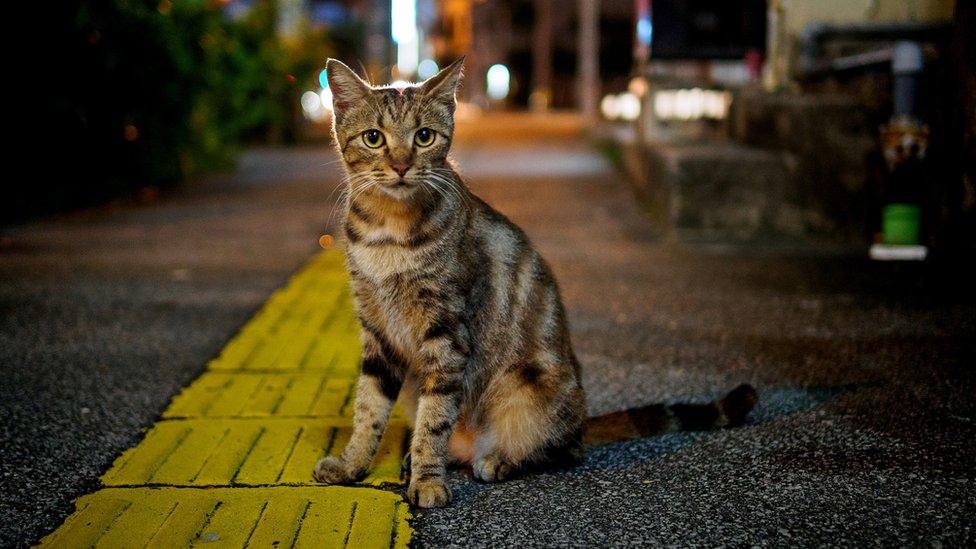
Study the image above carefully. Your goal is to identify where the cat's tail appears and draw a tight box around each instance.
[583,384,758,446]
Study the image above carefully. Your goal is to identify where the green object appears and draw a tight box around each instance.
[882,203,922,245]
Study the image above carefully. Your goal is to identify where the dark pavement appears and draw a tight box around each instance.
[0,150,344,547]
[3,113,975,547]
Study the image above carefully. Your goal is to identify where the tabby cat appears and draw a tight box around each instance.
[312,58,756,508]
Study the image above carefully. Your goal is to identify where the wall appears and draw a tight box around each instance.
[781,0,955,35]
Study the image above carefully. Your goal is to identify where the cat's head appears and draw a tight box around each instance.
[326,58,464,201]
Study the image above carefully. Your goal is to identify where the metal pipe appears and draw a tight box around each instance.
[892,41,924,118]
[795,21,949,79]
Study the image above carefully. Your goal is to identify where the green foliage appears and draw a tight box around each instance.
[10,0,332,223]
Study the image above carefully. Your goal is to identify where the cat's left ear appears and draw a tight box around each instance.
[326,59,371,114]
[420,57,464,109]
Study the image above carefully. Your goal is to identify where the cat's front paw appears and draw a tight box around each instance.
[407,477,452,508]
[313,456,356,485]
[472,455,513,483]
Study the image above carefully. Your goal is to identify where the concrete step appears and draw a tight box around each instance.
[730,91,878,237]
[622,140,806,241]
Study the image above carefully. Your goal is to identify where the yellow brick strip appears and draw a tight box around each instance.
[39,250,412,547]
[100,419,408,487]
[40,487,411,548]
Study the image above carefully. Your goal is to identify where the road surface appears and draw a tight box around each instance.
[1,113,974,547]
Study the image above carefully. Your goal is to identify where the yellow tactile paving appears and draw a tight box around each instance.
[164,372,406,421]
[38,487,412,548]
[207,253,363,374]
[39,249,413,547]
[101,419,407,487]
[164,372,357,419]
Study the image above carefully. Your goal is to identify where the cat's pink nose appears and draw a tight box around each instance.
[391,163,410,177]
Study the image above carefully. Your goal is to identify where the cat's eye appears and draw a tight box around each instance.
[362,129,385,148]
[414,128,436,147]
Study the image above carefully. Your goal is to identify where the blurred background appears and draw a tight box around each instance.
[11,0,975,253]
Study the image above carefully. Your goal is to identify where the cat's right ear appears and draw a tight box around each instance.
[420,57,464,109]
[326,59,371,113]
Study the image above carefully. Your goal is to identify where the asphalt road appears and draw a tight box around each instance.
[0,149,343,547]
[2,113,975,547]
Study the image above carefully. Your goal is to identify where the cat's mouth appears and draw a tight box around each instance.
[378,178,418,199]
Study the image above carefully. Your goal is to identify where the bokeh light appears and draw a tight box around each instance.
[301,90,321,114]
[318,87,334,111]
[653,88,731,120]
[617,92,641,121]
[301,89,332,122]
[417,59,439,80]
[600,94,619,119]
[486,64,511,101]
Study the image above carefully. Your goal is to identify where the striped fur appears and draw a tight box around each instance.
[311,59,755,508]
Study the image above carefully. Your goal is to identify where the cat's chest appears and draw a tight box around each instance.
[347,243,425,282]
[354,274,434,363]
[349,249,443,357]
[345,217,428,279]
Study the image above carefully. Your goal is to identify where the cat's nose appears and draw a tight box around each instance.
[391,162,410,177]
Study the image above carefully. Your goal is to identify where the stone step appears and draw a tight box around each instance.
[622,140,807,240]
[729,91,877,237]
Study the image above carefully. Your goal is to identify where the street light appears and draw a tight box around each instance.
[391,0,418,76]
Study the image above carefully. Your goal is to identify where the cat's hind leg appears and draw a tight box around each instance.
[472,362,585,482]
